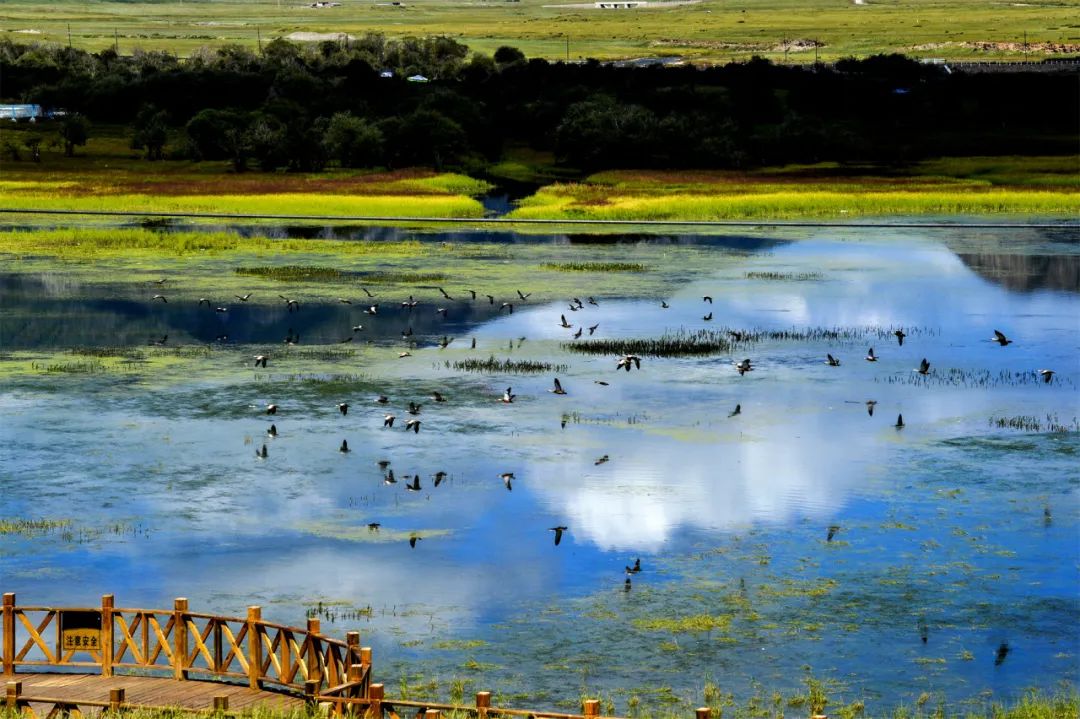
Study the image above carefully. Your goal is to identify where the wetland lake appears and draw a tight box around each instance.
[0,223,1077,714]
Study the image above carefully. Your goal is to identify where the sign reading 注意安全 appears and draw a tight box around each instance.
[60,610,102,652]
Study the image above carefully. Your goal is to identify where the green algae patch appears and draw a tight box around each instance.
[631,614,734,634]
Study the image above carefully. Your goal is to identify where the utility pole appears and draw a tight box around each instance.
[67,23,72,49]
[566,35,570,62]
[257,26,262,53]
[114,29,119,54]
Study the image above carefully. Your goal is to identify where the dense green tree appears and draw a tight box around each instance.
[322,112,385,168]
[59,113,89,157]
[132,105,170,160]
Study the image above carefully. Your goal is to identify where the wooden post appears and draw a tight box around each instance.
[246,606,262,690]
[306,619,322,685]
[213,696,229,713]
[304,679,319,707]
[173,598,188,681]
[583,699,600,718]
[424,711,441,719]
[345,631,360,665]
[6,681,22,710]
[2,594,14,676]
[109,688,125,712]
[101,595,114,678]
[359,647,371,668]
[368,683,384,719]
[476,691,491,719]
[696,709,712,719]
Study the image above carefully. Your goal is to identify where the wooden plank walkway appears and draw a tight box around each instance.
[11,672,305,712]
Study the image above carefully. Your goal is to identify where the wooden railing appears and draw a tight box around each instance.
[2,594,719,719]
[1,593,368,698]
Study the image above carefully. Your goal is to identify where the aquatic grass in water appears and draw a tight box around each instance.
[235,266,345,281]
[565,330,731,358]
[878,369,1073,389]
[0,228,426,260]
[0,518,71,536]
[448,356,567,374]
[989,415,1079,433]
[542,262,648,273]
[745,271,823,281]
[364,271,448,284]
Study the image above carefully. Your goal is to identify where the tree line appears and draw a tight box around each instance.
[1,35,1075,173]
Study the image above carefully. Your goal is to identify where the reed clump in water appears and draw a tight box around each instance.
[282,348,357,361]
[542,262,648,273]
[0,518,72,536]
[879,369,1069,389]
[565,330,732,357]
[744,271,823,281]
[32,360,110,374]
[68,347,147,359]
[990,414,1078,433]
[448,356,566,374]
[235,266,345,281]
[365,271,447,284]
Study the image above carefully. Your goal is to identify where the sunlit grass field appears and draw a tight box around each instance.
[0,0,1078,63]
[506,158,1080,220]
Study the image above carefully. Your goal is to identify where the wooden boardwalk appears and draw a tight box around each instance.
[12,672,304,712]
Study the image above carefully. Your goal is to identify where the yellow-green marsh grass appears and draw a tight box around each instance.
[506,158,1080,220]
[1,0,1078,63]
[0,192,484,219]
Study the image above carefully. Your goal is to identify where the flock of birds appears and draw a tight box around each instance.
[146,281,1059,593]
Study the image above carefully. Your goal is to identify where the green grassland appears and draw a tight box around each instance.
[0,0,1078,64]
[1,123,1076,222]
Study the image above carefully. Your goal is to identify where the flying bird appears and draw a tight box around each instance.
[572,327,582,339]
[703,312,713,321]
[915,358,930,375]
[734,358,753,375]
[616,354,642,372]
[588,324,599,335]
[338,297,352,305]
[256,444,268,459]
[550,377,567,395]
[375,395,389,404]
[517,290,532,300]
[405,475,421,492]
[152,294,167,303]
[405,419,421,433]
[254,354,268,368]
[549,526,567,546]
[338,403,349,416]
[407,401,422,415]
[660,301,669,308]
[363,304,379,315]
[626,558,641,574]
[500,472,514,491]
[267,424,278,437]
[409,535,421,548]
[235,293,252,302]
[500,302,514,314]
[866,347,877,362]
[1038,369,1055,384]
[703,296,713,304]
[361,287,376,298]
[431,391,447,402]
[594,454,609,466]
[994,642,1009,666]
[500,387,516,403]
[991,329,1013,346]
[559,315,572,328]
[826,354,841,367]
[266,404,278,415]
[894,329,906,346]
[383,414,396,428]
[198,298,211,307]
[438,287,453,300]
[895,413,905,429]
[865,400,877,417]
[339,440,351,453]
[729,404,741,417]
[826,525,840,542]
